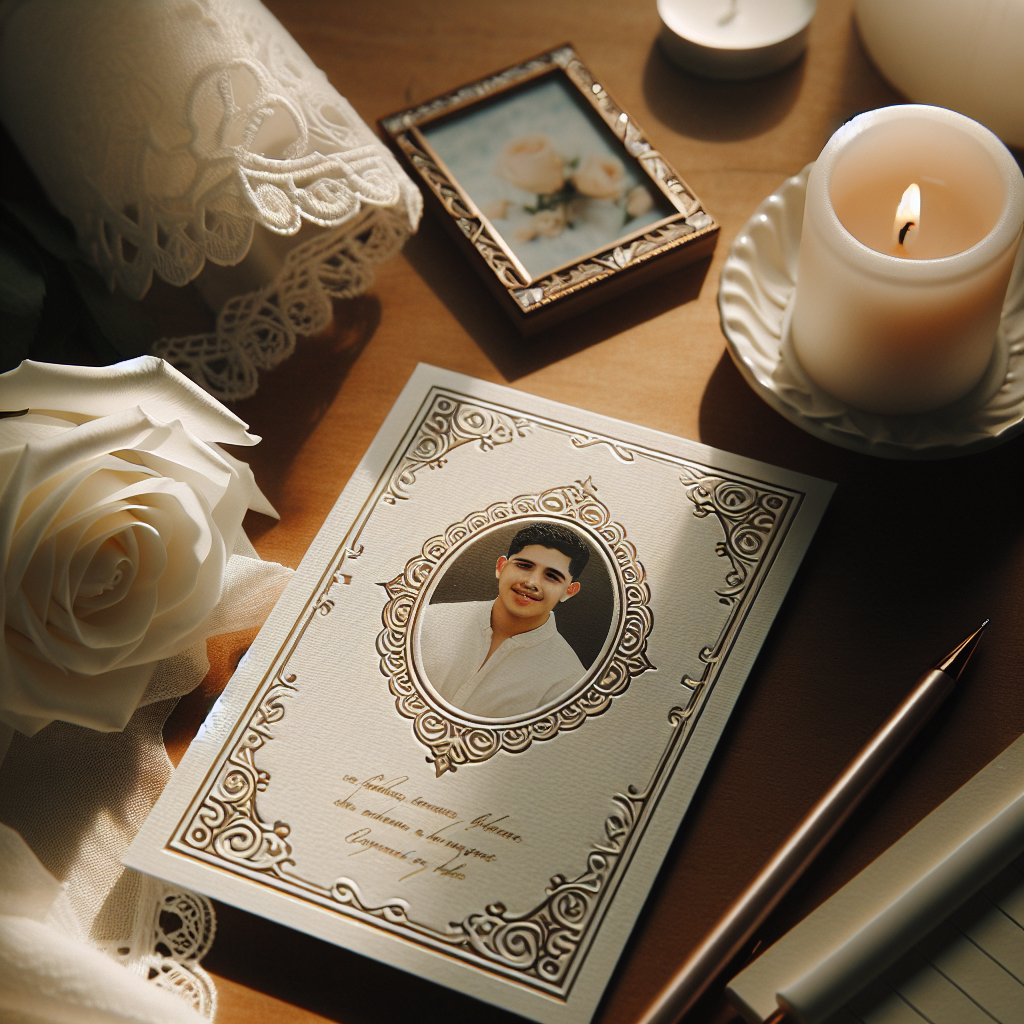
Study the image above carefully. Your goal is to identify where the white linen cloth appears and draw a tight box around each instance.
[0,0,422,400]
[419,600,586,718]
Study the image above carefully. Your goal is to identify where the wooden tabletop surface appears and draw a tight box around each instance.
[162,2,1024,1022]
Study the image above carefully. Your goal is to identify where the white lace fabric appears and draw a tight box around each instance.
[0,0,422,399]
[153,205,413,399]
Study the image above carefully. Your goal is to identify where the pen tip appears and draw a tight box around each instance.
[935,621,989,680]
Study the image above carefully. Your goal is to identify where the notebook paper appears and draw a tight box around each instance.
[838,857,1024,1024]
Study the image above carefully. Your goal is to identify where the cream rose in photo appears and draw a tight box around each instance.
[480,198,513,220]
[0,356,284,737]
[515,208,568,242]
[495,133,566,195]
[625,184,655,218]
[572,154,626,199]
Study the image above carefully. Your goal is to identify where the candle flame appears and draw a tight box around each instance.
[893,183,921,251]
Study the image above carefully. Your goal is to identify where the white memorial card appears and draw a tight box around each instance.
[127,365,834,1024]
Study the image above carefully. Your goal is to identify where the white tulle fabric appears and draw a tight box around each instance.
[0,0,422,399]
[0,357,295,1020]
[2,817,210,1024]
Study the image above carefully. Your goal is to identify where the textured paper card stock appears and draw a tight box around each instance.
[127,365,834,1024]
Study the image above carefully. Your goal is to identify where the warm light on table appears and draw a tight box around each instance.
[790,105,1024,416]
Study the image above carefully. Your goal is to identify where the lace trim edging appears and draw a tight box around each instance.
[96,879,218,1020]
[152,204,412,400]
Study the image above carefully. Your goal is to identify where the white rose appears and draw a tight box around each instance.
[572,154,626,199]
[625,184,654,218]
[532,208,567,238]
[0,356,278,736]
[480,198,512,220]
[495,134,566,194]
[513,208,568,242]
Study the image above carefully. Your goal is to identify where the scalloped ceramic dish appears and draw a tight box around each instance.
[718,164,1024,459]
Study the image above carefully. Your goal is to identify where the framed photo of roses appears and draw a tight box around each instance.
[380,45,718,334]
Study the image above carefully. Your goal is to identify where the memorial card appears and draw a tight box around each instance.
[127,365,834,1024]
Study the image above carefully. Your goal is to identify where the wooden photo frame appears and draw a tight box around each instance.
[380,45,718,334]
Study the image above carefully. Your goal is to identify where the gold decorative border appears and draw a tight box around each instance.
[170,387,802,998]
[376,478,654,776]
[383,396,531,504]
[379,45,716,316]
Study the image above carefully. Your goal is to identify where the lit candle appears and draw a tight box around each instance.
[891,183,919,251]
[791,105,1024,416]
[657,0,816,80]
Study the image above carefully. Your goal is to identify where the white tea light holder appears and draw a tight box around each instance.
[657,0,816,80]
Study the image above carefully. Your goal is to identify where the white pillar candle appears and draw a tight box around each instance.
[791,105,1024,416]
[657,0,816,80]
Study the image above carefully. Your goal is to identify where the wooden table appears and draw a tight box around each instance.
[163,2,1024,1021]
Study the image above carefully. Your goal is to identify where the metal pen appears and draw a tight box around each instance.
[636,621,989,1024]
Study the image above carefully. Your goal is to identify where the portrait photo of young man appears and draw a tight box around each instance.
[418,521,600,719]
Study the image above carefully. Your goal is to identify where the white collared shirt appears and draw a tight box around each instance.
[418,600,586,718]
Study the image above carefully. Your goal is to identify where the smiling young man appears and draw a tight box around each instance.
[419,522,590,718]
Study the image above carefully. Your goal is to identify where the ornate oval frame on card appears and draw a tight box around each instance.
[376,479,654,776]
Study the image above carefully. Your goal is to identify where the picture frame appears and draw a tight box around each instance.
[379,44,718,334]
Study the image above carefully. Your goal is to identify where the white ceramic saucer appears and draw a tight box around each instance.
[718,164,1024,459]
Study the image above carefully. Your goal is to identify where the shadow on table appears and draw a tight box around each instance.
[641,40,804,142]
[827,13,904,139]
[222,294,380,534]
[205,901,524,1024]
[402,214,711,381]
[697,348,1024,682]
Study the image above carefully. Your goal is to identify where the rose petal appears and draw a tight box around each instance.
[74,536,137,612]
[130,491,207,615]
[10,520,164,674]
[2,634,157,733]
[0,356,259,445]
[211,443,278,518]
[6,459,151,597]
[131,427,236,519]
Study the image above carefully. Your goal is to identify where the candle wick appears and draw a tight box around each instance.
[898,221,915,246]
[718,0,738,26]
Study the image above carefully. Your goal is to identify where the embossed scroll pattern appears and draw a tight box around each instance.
[382,45,713,313]
[377,478,655,776]
[384,396,530,504]
[446,704,693,987]
[183,671,298,876]
[679,469,791,607]
[674,467,794,706]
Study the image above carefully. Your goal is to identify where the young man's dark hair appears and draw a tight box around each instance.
[507,522,590,580]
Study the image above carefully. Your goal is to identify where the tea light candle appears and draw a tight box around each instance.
[657,0,816,80]
[791,105,1024,415]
